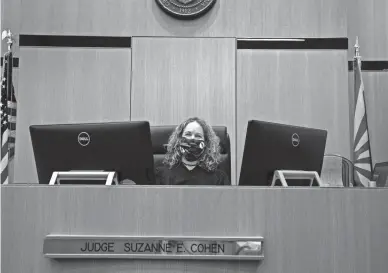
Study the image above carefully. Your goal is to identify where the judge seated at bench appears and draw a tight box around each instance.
[155,117,230,185]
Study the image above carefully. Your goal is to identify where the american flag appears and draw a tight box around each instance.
[353,56,373,187]
[1,52,17,184]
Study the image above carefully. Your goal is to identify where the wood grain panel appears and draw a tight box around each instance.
[8,0,346,37]
[131,37,236,183]
[2,186,388,273]
[347,0,388,59]
[237,50,350,180]
[14,48,131,183]
[348,71,388,166]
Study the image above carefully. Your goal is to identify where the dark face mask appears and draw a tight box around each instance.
[179,137,206,162]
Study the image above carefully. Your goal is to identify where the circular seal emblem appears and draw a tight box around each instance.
[291,133,300,147]
[156,0,216,19]
[78,132,91,147]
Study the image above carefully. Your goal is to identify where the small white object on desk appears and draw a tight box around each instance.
[368,181,377,188]
[121,179,136,185]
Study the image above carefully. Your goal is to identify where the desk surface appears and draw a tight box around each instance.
[2,186,388,273]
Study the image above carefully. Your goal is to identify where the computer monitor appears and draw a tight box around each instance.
[30,121,155,185]
[373,162,388,187]
[239,120,328,186]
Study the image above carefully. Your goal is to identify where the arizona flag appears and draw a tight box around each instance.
[353,57,373,187]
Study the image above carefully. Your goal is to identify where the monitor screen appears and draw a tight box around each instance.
[29,121,155,185]
[238,120,328,186]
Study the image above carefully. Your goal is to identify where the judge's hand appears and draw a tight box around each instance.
[120,179,136,185]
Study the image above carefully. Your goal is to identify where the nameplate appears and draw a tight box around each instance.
[44,235,264,261]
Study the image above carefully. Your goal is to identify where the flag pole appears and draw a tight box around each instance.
[1,29,14,53]
[352,37,374,187]
[2,30,14,108]
[352,37,359,187]
[1,29,16,185]
[354,36,360,58]
[354,36,361,71]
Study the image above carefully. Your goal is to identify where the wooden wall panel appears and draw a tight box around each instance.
[237,50,349,180]
[4,0,346,37]
[347,0,388,59]
[349,72,388,166]
[14,48,131,183]
[131,37,236,183]
[3,186,388,273]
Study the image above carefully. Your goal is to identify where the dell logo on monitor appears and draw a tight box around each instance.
[291,133,300,147]
[78,132,90,146]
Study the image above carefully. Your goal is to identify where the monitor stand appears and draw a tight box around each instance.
[49,171,118,185]
[271,170,326,187]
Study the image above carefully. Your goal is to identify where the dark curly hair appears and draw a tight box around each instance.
[163,117,222,172]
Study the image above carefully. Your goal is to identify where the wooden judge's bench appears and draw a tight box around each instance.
[2,184,388,273]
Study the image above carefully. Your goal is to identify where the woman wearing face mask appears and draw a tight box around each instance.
[155,117,230,185]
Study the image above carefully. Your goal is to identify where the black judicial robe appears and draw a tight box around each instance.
[155,164,230,185]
